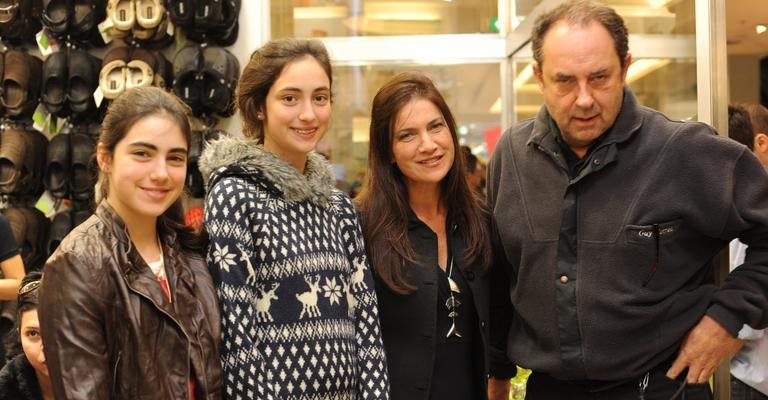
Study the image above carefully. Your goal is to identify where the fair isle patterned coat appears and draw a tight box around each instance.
[200,138,390,400]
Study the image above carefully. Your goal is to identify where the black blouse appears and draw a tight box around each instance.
[429,260,482,400]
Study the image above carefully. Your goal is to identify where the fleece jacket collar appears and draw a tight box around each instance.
[199,137,336,206]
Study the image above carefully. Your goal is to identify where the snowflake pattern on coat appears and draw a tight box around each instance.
[201,139,389,400]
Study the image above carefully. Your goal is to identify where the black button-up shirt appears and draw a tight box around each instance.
[551,121,617,377]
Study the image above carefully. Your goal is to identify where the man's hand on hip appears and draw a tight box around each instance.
[666,315,744,384]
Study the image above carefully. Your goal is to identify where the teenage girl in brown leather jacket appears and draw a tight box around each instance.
[38,87,223,400]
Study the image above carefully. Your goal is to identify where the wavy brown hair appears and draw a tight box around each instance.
[236,38,332,142]
[356,72,491,294]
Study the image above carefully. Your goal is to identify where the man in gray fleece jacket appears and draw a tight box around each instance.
[487,1,768,399]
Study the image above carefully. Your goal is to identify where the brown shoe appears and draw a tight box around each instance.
[0,127,27,194]
[1,51,42,118]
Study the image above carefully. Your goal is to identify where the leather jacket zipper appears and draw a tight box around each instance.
[126,285,194,396]
[112,350,122,398]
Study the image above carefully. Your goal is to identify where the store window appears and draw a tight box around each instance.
[318,63,501,195]
[271,0,499,38]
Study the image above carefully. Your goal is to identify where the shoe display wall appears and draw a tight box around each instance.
[0,0,241,268]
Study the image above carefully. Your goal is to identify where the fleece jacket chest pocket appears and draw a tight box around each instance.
[624,219,682,286]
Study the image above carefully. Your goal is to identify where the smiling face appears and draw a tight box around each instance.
[391,98,455,190]
[98,114,188,225]
[262,55,331,172]
[534,20,630,158]
[20,309,48,379]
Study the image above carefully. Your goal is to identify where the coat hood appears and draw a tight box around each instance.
[199,137,337,206]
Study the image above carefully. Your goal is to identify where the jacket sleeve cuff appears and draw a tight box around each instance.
[488,347,517,379]
[706,304,742,337]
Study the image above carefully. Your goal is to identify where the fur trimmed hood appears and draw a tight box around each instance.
[0,354,42,400]
[199,137,337,206]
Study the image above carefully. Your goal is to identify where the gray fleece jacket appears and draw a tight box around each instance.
[488,87,768,381]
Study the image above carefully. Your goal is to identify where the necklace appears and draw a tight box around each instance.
[445,256,462,338]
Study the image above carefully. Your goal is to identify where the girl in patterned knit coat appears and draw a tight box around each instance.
[200,38,389,400]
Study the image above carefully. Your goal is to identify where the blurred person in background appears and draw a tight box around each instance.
[0,271,52,400]
[727,103,768,400]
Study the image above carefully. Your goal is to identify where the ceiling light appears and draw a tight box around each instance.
[294,6,348,20]
[514,63,534,88]
[626,59,671,83]
[757,24,767,35]
[646,0,671,8]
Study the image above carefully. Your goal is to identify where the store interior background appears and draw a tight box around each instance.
[221,0,766,195]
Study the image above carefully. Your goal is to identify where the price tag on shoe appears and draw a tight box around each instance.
[98,17,115,45]
[35,30,60,57]
[94,86,105,108]
[32,104,49,134]
[35,191,56,217]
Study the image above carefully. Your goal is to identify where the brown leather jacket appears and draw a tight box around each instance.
[39,202,223,399]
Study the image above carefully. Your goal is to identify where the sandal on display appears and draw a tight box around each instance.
[41,0,69,37]
[99,46,130,100]
[2,52,43,119]
[0,0,20,24]
[153,51,172,89]
[47,210,73,255]
[210,0,240,46]
[68,49,101,115]
[172,45,203,113]
[135,10,173,48]
[45,132,70,199]
[135,0,163,29]
[23,129,49,198]
[0,128,26,194]
[42,50,68,117]
[107,0,134,35]
[69,132,95,201]
[125,48,156,89]
[194,0,221,30]
[1,50,32,115]
[71,0,106,41]
[168,0,193,28]
[201,46,239,117]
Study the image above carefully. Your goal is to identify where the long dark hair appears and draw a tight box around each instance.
[356,72,491,294]
[98,87,205,250]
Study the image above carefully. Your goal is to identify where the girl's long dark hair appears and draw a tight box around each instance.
[356,72,492,295]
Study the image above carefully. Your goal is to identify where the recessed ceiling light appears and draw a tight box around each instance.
[757,24,767,34]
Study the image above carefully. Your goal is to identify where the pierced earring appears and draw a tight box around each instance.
[257,113,264,120]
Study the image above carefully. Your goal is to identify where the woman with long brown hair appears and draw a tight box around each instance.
[356,71,492,400]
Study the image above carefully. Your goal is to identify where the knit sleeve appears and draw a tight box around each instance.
[205,176,280,400]
[334,193,390,400]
